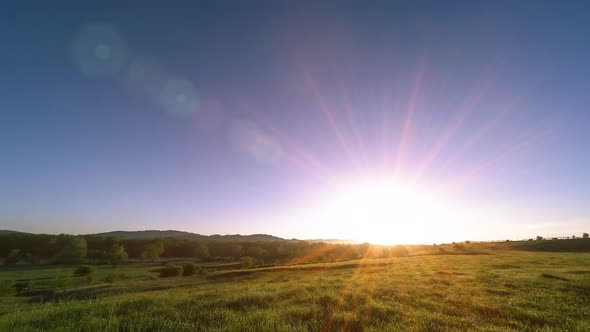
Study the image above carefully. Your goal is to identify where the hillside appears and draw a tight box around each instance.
[93,230,287,242]
[0,230,32,235]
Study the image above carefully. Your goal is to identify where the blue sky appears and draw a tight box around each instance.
[1,2,589,242]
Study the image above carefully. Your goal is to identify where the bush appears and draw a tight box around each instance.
[453,243,465,250]
[159,264,183,278]
[104,272,128,283]
[73,265,96,276]
[182,263,200,276]
[241,256,254,269]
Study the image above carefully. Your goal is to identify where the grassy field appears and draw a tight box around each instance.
[1,249,590,331]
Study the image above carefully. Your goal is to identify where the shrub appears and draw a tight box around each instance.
[453,243,465,250]
[182,263,200,276]
[241,256,254,269]
[73,265,96,276]
[159,264,183,278]
[104,272,128,283]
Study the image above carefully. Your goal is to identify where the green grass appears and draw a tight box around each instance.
[1,252,590,331]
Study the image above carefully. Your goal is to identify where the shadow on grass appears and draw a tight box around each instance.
[540,273,570,282]
[207,261,390,280]
[22,281,203,304]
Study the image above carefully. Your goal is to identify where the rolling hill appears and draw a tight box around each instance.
[0,230,32,235]
[93,230,287,242]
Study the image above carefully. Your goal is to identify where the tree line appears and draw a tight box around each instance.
[0,233,409,266]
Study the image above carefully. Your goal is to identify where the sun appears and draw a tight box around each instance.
[314,176,458,245]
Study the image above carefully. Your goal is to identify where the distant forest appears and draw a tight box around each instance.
[0,232,408,266]
[1,231,588,266]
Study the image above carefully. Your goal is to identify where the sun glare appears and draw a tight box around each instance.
[314,177,458,245]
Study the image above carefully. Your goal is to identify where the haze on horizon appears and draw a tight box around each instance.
[1,2,589,245]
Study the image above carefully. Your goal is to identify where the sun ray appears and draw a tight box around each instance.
[297,59,364,172]
[394,57,426,176]
[379,78,401,172]
[237,99,334,185]
[456,122,557,190]
[339,80,369,170]
[435,78,543,176]
[414,59,502,180]
[436,96,520,175]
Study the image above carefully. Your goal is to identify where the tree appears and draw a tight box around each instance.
[108,244,128,267]
[140,241,164,261]
[536,236,544,241]
[5,249,21,265]
[230,244,243,259]
[53,236,87,264]
[246,246,266,258]
[24,253,40,265]
[583,232,589,239]
[194,243,210,261]
[274,244,289,258]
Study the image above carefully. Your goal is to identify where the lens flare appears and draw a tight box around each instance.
[228,120,284,165]
[69,22,129,77]
[159,78,200,115]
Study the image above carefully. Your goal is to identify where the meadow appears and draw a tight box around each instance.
[1,244,590,331]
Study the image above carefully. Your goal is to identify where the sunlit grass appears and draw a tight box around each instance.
[1,251,589,331]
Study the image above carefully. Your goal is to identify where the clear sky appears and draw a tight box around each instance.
[1,2,589,243]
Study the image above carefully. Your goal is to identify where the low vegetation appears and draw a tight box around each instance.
[159,264,183,278]
[73,265,96,276]
[182,263,200,276]
[1,242,590,331]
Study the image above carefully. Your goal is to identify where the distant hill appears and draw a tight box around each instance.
[94,230,206,240]
[93,230,287,242]
[2,229,353,243]
[0,230,32,235]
